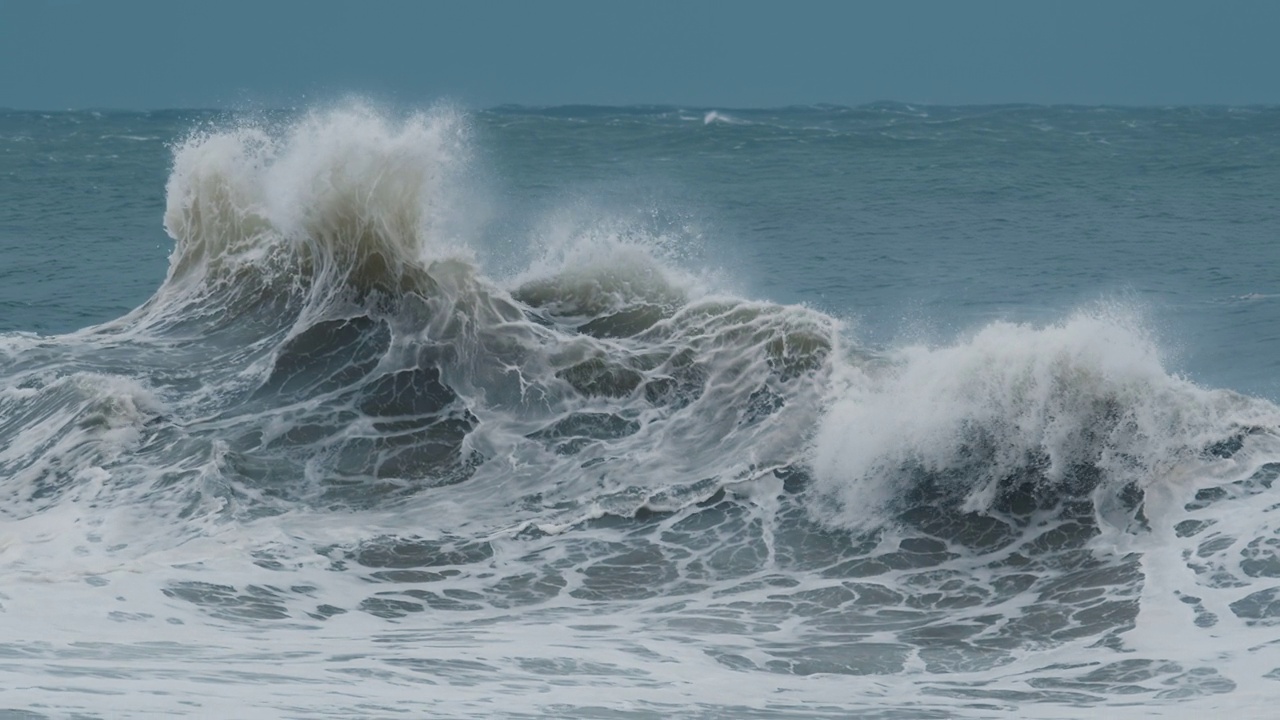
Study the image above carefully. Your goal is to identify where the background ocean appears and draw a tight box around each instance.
[2,103,1280,718]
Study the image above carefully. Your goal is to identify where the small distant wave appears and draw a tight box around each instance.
[703,110,745,126]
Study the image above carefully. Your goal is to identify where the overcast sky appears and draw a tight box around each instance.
[3,0,1278,110]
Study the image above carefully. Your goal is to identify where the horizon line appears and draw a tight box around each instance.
[4,100,1280,114]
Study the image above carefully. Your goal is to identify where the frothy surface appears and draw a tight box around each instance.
[4,104,1280,718]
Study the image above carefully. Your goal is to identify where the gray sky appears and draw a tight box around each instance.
[3,0,1278,109]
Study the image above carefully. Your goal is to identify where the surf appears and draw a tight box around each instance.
[4,104,1280,717]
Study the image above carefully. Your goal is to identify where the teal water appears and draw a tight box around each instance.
[2,105,1280,718]
[6,106,1280,391]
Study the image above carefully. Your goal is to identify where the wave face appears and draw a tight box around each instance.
[812,309,1280,528]
[5,105,1280,718]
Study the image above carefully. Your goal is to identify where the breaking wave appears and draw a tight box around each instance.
[5,104,1280,716]
[811,308,1280,532]
[5,103,1277,540]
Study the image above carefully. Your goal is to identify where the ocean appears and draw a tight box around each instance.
[2,103,1280,718]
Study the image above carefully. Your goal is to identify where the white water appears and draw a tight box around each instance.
[3,105,1280,718]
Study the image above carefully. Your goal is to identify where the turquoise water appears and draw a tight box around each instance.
[3,104,1280,717]
[7,106,1280,391]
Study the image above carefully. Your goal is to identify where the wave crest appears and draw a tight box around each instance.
[810,309,1280,529]
[162,104,469,304]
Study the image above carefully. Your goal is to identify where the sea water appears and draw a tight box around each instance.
[2,103,1280,717]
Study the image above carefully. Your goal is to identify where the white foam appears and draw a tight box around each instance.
[810,306,1280,529]
[161,102,472,303]
[9,107,1280,718]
